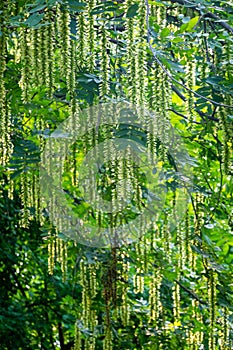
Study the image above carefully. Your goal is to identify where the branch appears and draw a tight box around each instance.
[58,322,65,350]
[204,12,233,35]
[175,279,208,305]
[171,84,186,101]
[168,108,201,124]
[195,109,219,122]
[145,0,233,109]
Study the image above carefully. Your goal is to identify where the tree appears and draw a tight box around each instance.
[0,0,233,349]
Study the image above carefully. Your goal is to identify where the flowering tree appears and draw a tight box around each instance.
[0,0,233,349]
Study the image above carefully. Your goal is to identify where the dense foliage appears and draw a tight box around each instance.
[0,0,233,349]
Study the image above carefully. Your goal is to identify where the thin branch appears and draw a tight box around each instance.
[171,84,187,101]
[204,12,233,35]
[208,150,224,222]
[203,19,211,63]
[168,108,201,124]
[144,0,233,109]
[175,279,208,305]
[195,109,219,122]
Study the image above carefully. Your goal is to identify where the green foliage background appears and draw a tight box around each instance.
[0,0,233,349]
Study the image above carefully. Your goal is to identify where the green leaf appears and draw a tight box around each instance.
[68,0,86,11]
[24,13,44,27]
[29,4,47,13]
[126,4,139,18]
[160,28,170,38]
[186,16,199,31]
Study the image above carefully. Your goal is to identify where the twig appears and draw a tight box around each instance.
[175,279,208,305]
[171,84,187,101]
[203,19,211,63]
[168,108,201,124]
[195,109,219,122]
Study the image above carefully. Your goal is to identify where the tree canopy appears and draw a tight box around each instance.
[0,0,233,349]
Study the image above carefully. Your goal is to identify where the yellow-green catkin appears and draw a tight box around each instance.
[74,319,82,350]
[60,239,67,282]
[223,41,233,106]
[19,171,31,228]
[103,326,112,350]
[208,269,217,350]
[136,0,148,107]
[177,220,185,271]
[149,268,162,327]
[219,108,231,175]
[77,11,86,69]
[150,62,171,159]
[35,117,46,226]
[32,170,41,223]
[161,212,171,263]
[217,307,230,349]
[194,193,204,236]
[0,10,9,165]
[31,28,41,84]
[87,0,96,72]
[80,261,98,349]
[0,13,13,193]
[103,274,112,350]
[48,229,55,275]
[172,280,181,324]
[185,56,196,123]
[192,193,203,269]
[19,27,32,102]
[60,8,71,81]
[118,251,130,326]
[68,39,77,114]
[1,101,13,167]
[100,26,110,99]
[186,300,203,349]
[32,26,46,86]
[125,0,137,103]
[45,11,55,97]
[133,241,144,294]
[184,207,190,264]
[40,25,48,86]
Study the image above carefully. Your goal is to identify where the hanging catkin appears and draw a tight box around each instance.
[19,27,32,102]
[19,171,31,228]
[133,240,144,294]
[220,307,230,350]
[119,253,130,326]
[0,10,9,166]
[79,261,98,349]
[77,11,86,69]
[45,11,55,97]
[99,26,110,99]
[219,108,231,175]
[136,0,148,107]
[185,55,196,123]
[74,320,82,350]
[87,0,96,72]
[48,229,55,275]
[172,280,181,324]
[60,7,71,81]
[149,269,162,327]
[0,15,13,195]
[208,269,217,350]
[125,0,137,103]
